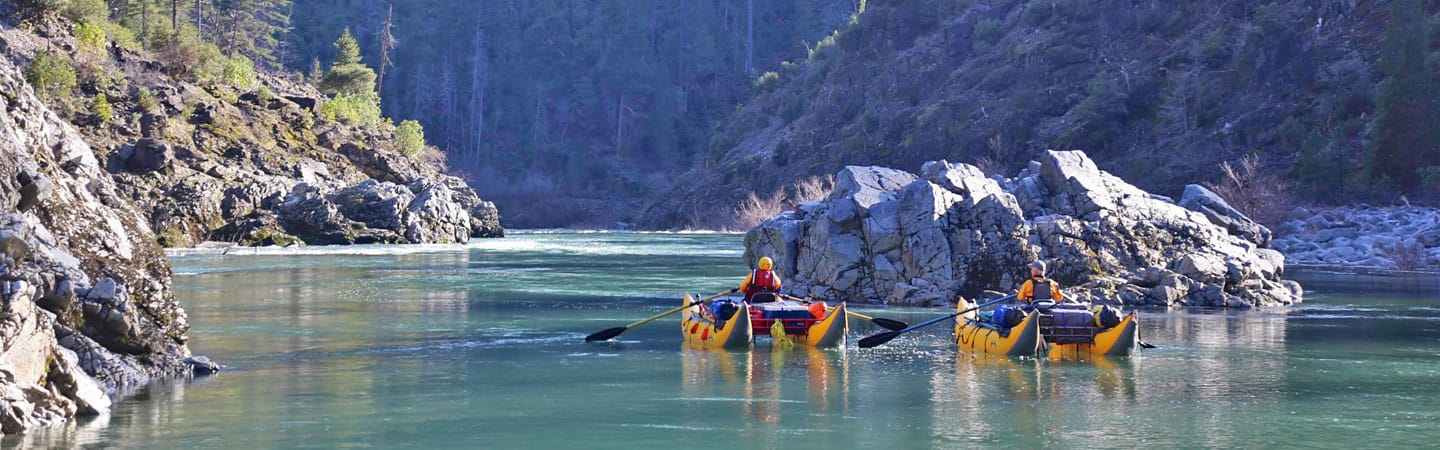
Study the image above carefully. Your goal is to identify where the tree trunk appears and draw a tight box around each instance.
[745,0,754,75]
[470,24,488,157]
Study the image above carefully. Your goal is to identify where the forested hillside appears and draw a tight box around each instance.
[287,0,859,226]
[644,0,1440,229]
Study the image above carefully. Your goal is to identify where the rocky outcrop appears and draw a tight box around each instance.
[1273,206,1440,271]
[0,25,502,249]
[0,59,196,434]
[745,150,1302,308]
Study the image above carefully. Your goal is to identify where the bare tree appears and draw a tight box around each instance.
[469,23,488,157]
[376,3,397,96]
[745,0,754,75]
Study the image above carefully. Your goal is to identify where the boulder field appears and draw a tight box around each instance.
[745,150,1302,308]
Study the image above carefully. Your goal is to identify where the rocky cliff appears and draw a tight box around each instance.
[0,23,502,248]
[745,150,1302,308]
[0,54,198,433]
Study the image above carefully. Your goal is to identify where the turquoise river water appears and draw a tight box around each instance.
[3,232,1439,448]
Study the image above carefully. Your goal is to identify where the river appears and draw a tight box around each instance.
[3,232,1438,448]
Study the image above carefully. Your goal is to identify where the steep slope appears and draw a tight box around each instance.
[1,53,194,433]
[0,19,502,247]
[645,0,1390,229]
[287,0,859,228]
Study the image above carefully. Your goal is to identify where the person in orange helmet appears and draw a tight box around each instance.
[739,256,783,303]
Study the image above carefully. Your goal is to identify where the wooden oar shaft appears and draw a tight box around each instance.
[625,289,735,329]
[893,294,1016,334]
[846,310,875,321]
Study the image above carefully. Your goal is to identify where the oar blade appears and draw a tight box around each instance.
[857,331,901,348]
[869,317,908,331]
[1139,340,1157,349]
[585,327,628,342]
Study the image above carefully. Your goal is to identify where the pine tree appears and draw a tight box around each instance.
[1371,0,1440,192]
[319,28,378,96]
[213,0,292,68]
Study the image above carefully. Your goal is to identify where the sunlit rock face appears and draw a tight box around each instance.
[746,150,1301,308]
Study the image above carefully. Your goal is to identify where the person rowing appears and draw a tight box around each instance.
[738,256,782,304]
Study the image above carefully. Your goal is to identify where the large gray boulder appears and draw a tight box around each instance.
[745,151,1302,307]
[1178,184,1272,247]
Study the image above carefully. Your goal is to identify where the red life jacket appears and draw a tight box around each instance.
[746,269,779,296]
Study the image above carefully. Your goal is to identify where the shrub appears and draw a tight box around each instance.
[1205,154,1296,227]
[91,93,112,124]
[15,0,65,20]
[157,29,226,83]
[61,0,107,23]
[25,50,77,99]
[1386,241,1426,271]
[74,22,106,54]
[731,175,834,230]
[733,191,785,231]
[395,119,425,158]
[755,71,780,89]
[102,21,141,51]
[255,86,274,104]
[220,55,257,89]
[318,91,383,127]
[1419,166,1440,197]
[136,88,159,112]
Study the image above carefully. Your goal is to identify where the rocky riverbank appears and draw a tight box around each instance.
[1273,206,1440,271]
[744,150,1302,308]
[0,22,502,248]
[1,57,202,433]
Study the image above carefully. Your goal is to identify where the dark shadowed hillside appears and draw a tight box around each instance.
[644,0,1437,229]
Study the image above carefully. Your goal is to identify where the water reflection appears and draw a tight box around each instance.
[679,345,851,433]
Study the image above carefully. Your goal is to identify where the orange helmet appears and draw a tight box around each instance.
[758,257,774,270]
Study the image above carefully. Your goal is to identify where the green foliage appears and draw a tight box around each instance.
[91,93,112,124]
[25,50,77,99]
[332,28,362,65]
[220,55,258,89]
[213,0,293,68]
[1420,166,1440,193]
[755,71,780,89]
[256,86,274,104]
[14,0,65,20]
[319,28,377,95]
[395,120,426,158]
[102,21,141,51]
[319,91,383,127]
[1370,0,1440,192]
[74,22,107,54]
[307,58,323,82]
[136,88,159,112]
[157,28,229,83]
[61,0,107,23]
[972,18,1005,53]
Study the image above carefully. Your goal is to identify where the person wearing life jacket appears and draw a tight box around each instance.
[1017,260,1063,304]
[739,256,783,303]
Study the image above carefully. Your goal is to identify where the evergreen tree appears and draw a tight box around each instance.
[213,0,292,68]
[319,28,378,96]
[1371,0,1440,192]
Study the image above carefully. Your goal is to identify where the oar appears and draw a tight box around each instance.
[857,294,1016,348]
[847,310,908,331]
[585,288,737,342]
[779,294,907,331]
